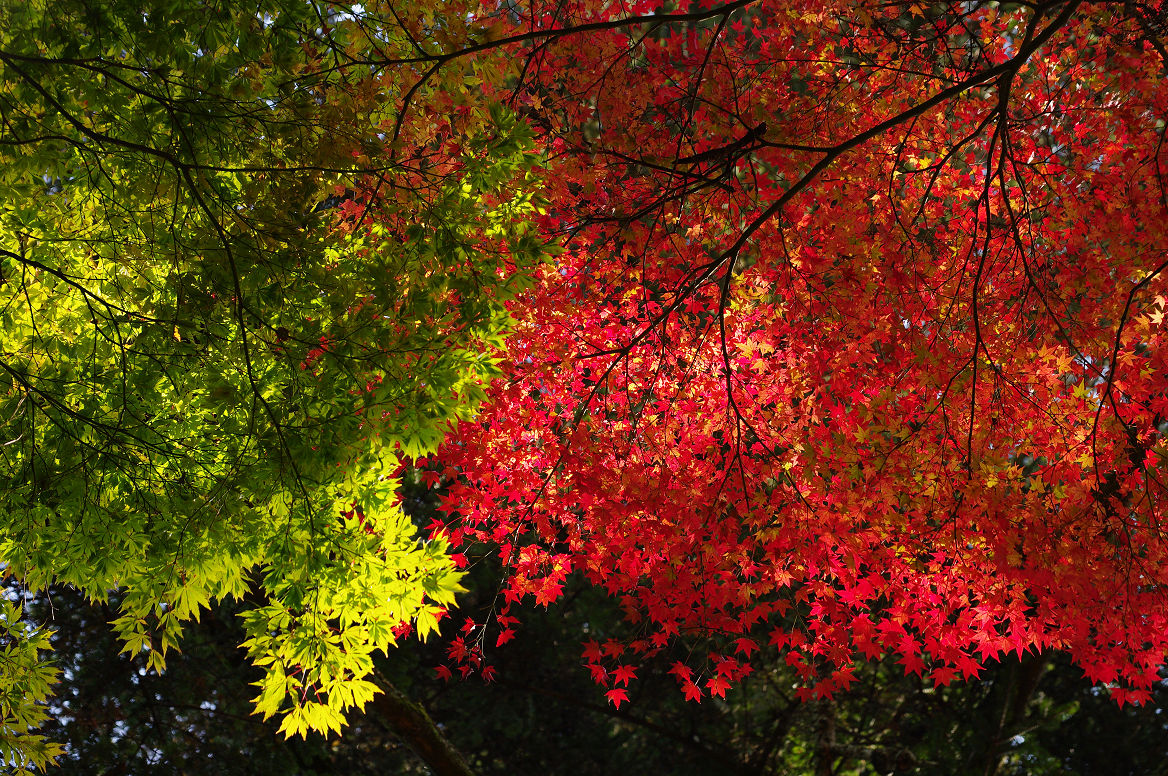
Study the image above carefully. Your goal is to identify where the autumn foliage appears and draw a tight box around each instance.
[431,0,1168,704]
[5,0,1168,764]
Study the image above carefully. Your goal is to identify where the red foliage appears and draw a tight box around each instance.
[437,0,1168,702]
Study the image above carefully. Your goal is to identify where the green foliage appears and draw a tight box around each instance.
[0,601,62,772]
[0,0,548,756]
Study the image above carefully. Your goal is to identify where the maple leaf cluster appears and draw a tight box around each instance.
[428,0,1168,705]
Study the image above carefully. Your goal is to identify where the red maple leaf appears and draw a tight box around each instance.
[706,676,730,699]
[930,666,960,688]
[612,664,637,687]
[733,638,760,658]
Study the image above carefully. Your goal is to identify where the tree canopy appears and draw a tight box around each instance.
[438,0,1168,707]
[2,0,1168,770]
[0,0,547,761]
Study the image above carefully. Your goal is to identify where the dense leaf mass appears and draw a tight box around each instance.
[0,0,548,750]
[4,0,1168,766]
[440,0,1168,704]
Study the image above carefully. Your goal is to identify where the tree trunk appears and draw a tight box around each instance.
[368,679,475,776]
[979,652,1049,776]
[817,699,837,776]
